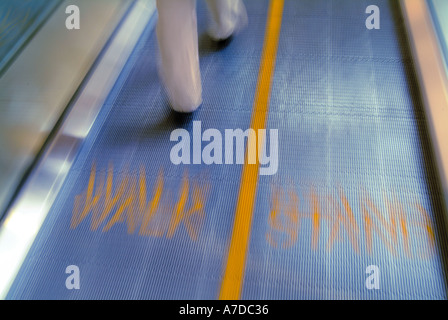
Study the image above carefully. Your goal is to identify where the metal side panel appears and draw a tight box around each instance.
[0,0,156,299]
[0,0,134,218]
[401,0,448,241]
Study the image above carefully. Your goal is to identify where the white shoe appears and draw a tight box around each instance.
[159,67,202,113]
[170,99,202,113]
[207,0,248,41]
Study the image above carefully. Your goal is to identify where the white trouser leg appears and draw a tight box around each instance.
[205,0,248,40]
[156,0,202,112]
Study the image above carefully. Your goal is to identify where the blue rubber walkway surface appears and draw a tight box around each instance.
[6,0,448,299]
[243,0,447,299]
[0,0,62,73]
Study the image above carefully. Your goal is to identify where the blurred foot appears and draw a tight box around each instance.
[170,101,202,113]
[158,59,202,113]
[207,0,248,42]
[211,34,234,50]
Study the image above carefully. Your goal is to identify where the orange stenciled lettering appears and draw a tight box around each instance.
[266,186,300,249]
[266,186,281,248]
[413,203,435,258]
[71,163,209,241]
[311,188,320,250]
[91,163,129,231]
[362,190,402,256]
[102,174,138,234]
[386,193,411,258]
[166,170,208,241]
[139,168,165,237]
[71,162,105,229]
[326,188,360,254]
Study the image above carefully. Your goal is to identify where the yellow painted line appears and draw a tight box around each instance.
[219,0,284,300]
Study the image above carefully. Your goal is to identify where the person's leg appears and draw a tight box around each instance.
[205,0,248,41]
[156,0,202,112]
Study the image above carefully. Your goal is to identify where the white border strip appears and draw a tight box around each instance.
[400,0,448,216]
[0,0,156,299]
